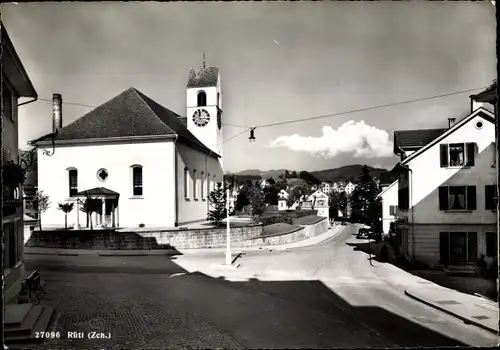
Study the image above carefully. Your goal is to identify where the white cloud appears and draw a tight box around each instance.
[268,120,394,159]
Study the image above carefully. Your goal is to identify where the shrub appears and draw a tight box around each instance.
[261,215,293,226]
[139,223,145,228]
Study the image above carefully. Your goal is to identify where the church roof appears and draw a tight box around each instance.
[76,187,119,196]
[46,88,219,158]
[187,66,219,88]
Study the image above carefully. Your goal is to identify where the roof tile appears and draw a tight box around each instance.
[394,128,448,149]
[50,88,218,157]
[187,66,218,88]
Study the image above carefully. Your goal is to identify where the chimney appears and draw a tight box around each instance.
[52,93,63,132]
[448,117,456,129]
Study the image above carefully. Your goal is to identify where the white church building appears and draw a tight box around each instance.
[33,64,224,228]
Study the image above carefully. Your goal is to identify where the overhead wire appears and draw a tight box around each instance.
[38,85,489,146]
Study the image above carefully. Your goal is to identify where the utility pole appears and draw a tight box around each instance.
[225,188,231,265]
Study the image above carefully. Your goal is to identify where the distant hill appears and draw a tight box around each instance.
[310,165,397,184]
[233,164,398,184]
[234,169,289,179]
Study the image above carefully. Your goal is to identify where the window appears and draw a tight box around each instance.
[184,167,190,198]
[485,185,497,210]
[200,172,205,199]
[485,232,497,258]
[439,186,476,211]
[69,169,78,196]
[440,143,475,168]
[132,166,143,196]
[207,173,211,197]
[193,170,198,198]
[217,92,220,107]
[389,205,398,216]
[439,232,477,265]
[197,91,207,107]
[1,85,13,121]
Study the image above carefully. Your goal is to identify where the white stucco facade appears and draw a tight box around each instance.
[176,142,223,225]
[38,140,178,228]
[397,109,496,267]
[377,181,398,234]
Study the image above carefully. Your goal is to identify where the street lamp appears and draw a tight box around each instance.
[249,128,256,142]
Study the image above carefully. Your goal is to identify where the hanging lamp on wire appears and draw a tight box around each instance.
[249,127,256,142]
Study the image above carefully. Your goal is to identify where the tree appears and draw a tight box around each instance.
[266,177,276,186]
[235,185,250,211]
[263,184,279,205]
[349,165,380,227]
[299,171,321,185]
[291,170,298,178]
[57,202,75,231]
[284,170,290,178]
[286,194,296,209]
[78,195,103,230]
[329,190,348,220]
[207,182,227,227]
[33,190,50,231]
[248,185,266,217]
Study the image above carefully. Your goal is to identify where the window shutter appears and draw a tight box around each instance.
[466,143,475,166]
[466,186,476,210]
[486,232,497,257]
[439,232,450,265]
[440,144,449,167]
[485,185,495,210]
[467,232,478,263]
[438,187,448,210]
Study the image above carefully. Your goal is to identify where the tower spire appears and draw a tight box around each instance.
[202,53,206,68]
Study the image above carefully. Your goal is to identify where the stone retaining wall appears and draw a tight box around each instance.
[26,217,329,250]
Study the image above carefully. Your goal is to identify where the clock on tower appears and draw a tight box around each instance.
[186,60,223,156]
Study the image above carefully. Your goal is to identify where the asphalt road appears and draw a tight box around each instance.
[26,224,499,349]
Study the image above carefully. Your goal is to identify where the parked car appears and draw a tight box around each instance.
[357,228,369,238]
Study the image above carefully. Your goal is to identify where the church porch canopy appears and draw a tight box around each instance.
[72,187,120,200]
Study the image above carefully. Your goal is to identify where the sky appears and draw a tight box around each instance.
[2,2,496,173]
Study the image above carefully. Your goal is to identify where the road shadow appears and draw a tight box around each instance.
[24,254,476,349]
[187,272,466,348]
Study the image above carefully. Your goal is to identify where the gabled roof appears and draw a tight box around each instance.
[34,88,218,158]
[308,190,328,199]
[76,187,119,196]
[470,80,497,103]
[376,180,398,199]
[1,22,37,98]
[187,66,219,88]
[401,107,495,165]
[393,128,448,154]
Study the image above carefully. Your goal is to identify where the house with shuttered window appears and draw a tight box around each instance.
[392,105,496,268]
[1,22,39,302]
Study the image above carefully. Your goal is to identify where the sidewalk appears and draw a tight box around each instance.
[24,224,345,257]
[405,284,499,335]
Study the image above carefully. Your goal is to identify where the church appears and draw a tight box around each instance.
[33,64,224,229]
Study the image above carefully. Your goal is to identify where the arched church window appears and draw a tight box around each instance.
[193,170,198,198]
[197,91,207,107]
[131,165,143,196]
[200,172,205,199]
[184,167,190,198]
[207,173,211,196]
[67,168,78,197]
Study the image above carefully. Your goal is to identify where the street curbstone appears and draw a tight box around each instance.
[404,290,498,335]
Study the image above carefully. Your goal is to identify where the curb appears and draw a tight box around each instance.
[404,290,498,335]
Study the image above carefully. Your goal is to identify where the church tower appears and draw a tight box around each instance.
[186,56,223,166]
